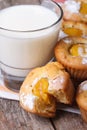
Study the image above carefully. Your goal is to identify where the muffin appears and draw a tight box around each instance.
[76,80,87,122]
[62,20,87,37]
[76,0,87,22]
[19,62,75,117]
[60,0,87,38]
[55,36,87,80]
[62,0,87,23]
[62,0,81,22]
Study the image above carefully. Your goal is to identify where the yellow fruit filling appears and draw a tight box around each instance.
[69,44,87,56]
[80,2,87,15]
[63,28,82,37]
[32,78,51,104]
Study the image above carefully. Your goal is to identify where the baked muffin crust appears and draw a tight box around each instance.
[19,62,75,117]
[55,37,87,69]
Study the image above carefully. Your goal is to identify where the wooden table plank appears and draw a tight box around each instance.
[1,98,87,130]
[11,0,41,5]
[0,99,54,130]
[0,0,41,10]
[52,111,87,130]
[0,0,11,9]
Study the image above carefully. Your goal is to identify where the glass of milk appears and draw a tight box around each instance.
[0,0,63,91]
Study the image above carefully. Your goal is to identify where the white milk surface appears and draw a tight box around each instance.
[0,5,60,76]
[0,5,58,31]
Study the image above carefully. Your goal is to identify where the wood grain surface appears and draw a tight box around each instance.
[0,99,87,130]
[0,0,87,130]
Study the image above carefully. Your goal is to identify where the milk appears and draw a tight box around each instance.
[0,5,60,77]
[0,5,58,31]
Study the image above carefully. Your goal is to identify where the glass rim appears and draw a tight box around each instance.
[0,0,63,33]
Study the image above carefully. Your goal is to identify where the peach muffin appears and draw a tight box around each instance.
[55,36,87,80]
[76,80,87,122]
[60,0,87,37]
[62,0,81,22]
[19,62,75,117]
[62,20,87,37]
[76,0,87,21]
[62,0,87,22]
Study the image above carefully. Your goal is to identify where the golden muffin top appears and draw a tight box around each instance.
[55,36,87,69]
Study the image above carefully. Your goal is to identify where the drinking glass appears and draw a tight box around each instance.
[0,0,63,91]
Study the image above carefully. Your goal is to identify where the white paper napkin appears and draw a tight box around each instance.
[0,76,19,101]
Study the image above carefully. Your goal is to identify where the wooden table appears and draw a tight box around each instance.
[1,99,87,130]
[0,0,87,130]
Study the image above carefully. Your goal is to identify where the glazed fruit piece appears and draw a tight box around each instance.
[80,2,87,14]
[70,43,87,56]
[32,78,51,104]
[63,28,82,37]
